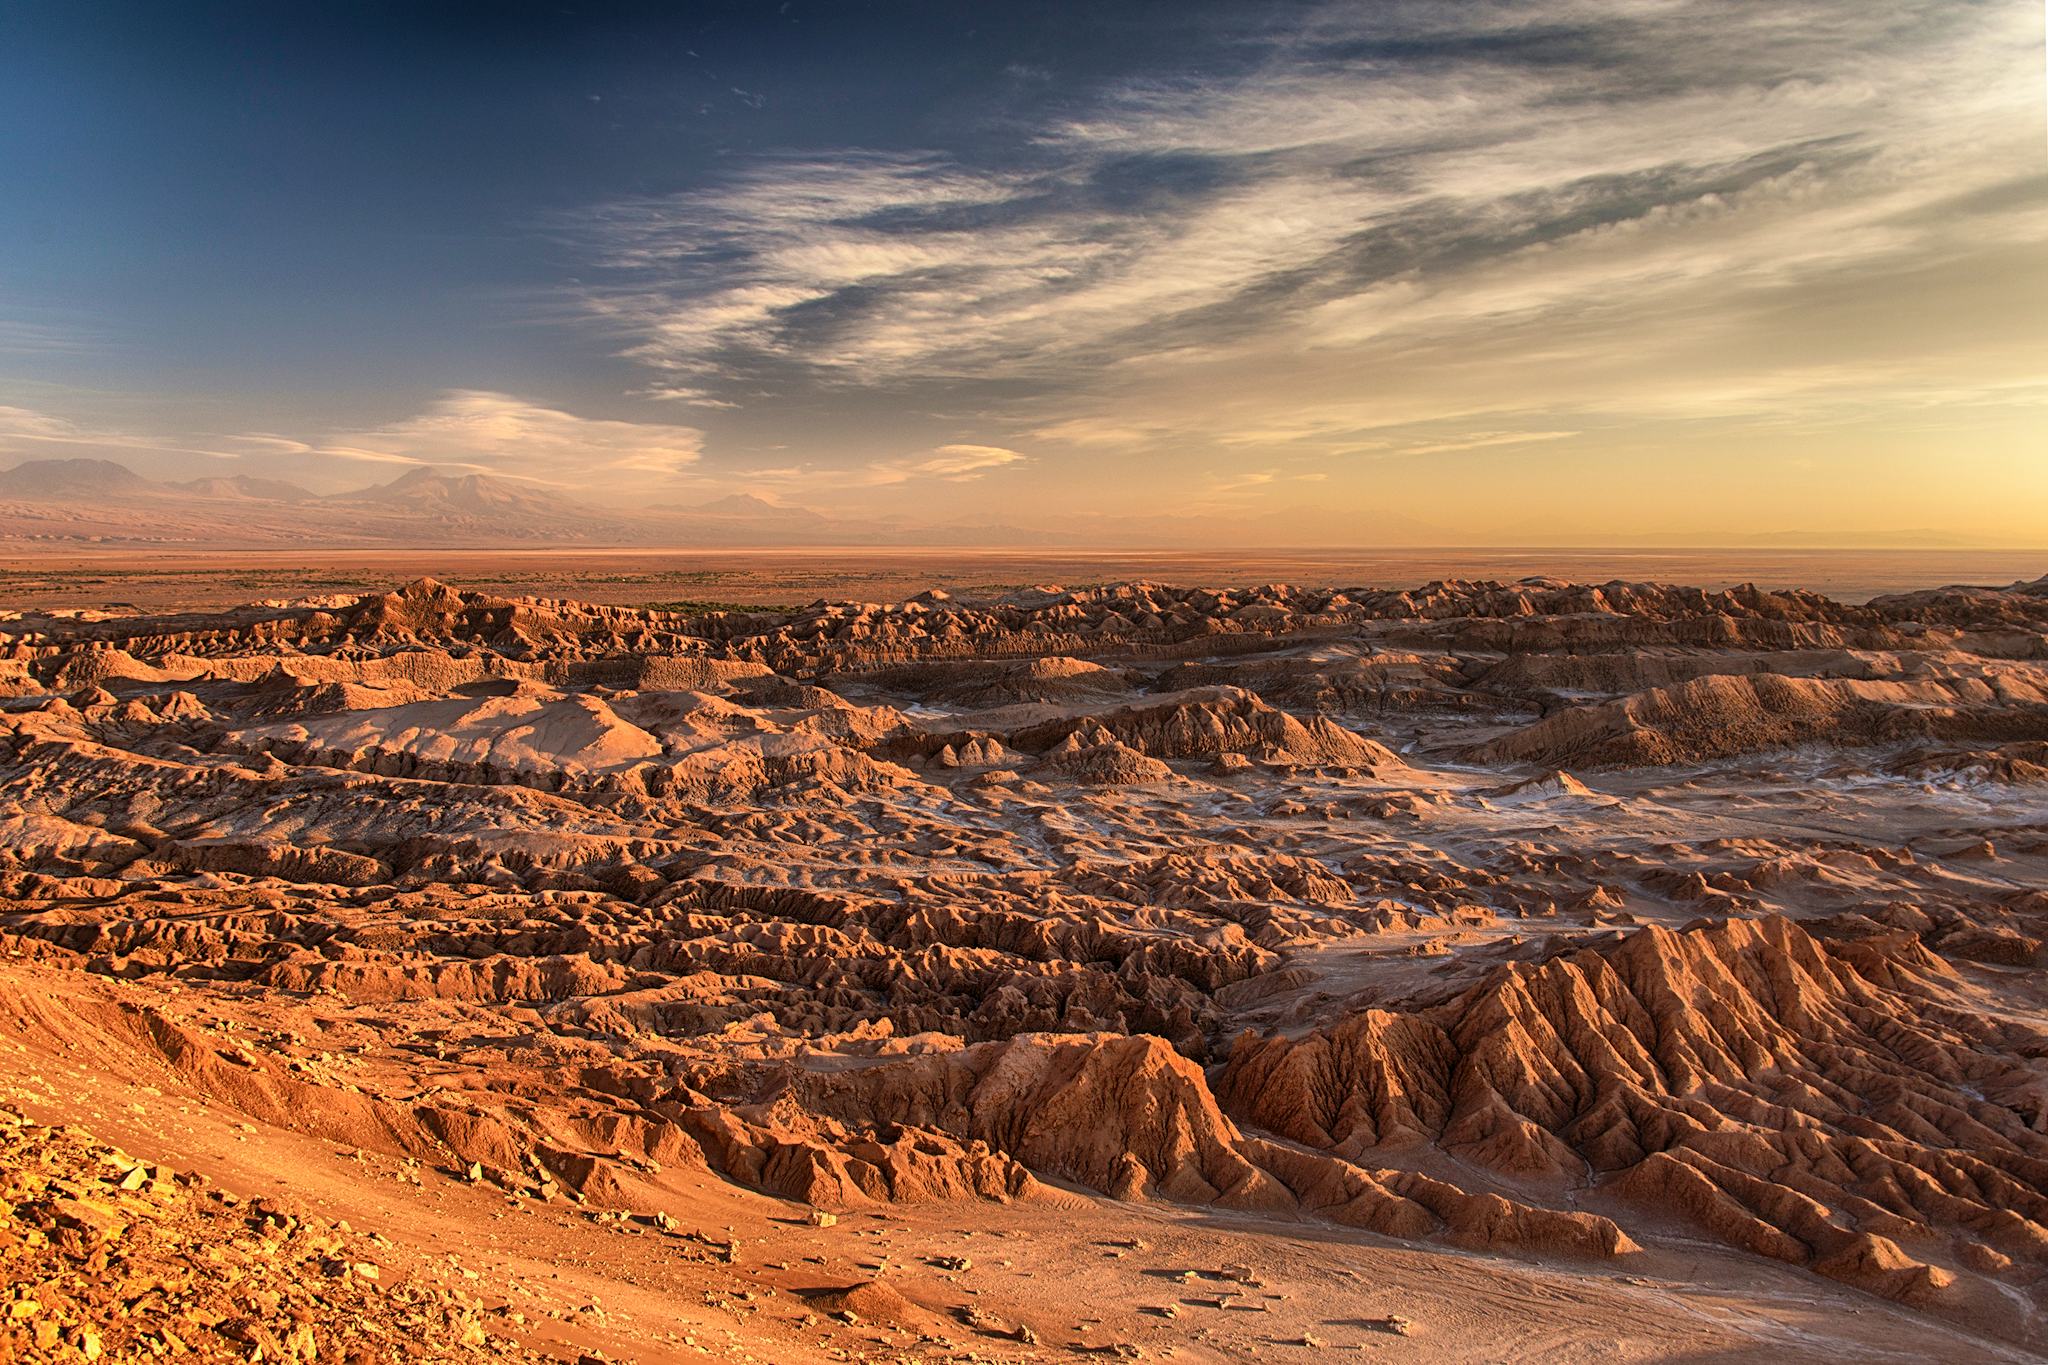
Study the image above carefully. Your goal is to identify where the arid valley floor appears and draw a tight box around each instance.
[4,561,2048,1363]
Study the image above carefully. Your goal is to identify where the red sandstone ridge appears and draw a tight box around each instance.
[1476,672,2048,769]
[1218,915,2046,1329]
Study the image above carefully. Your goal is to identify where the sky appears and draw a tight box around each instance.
[0,0,2043,544]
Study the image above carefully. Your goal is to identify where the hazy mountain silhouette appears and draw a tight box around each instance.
[0,458,156,499]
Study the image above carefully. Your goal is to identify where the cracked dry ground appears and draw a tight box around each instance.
[2,571,2047,1362]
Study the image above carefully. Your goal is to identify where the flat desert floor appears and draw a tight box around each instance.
[3,559,2047,1363]
[6,545,2048,611]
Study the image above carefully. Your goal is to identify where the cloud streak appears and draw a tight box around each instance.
[324,391,705,483]
[864,443,1031,485]
[0,393,708,500]
[5,2,2040,543]
[561,0,2044,468]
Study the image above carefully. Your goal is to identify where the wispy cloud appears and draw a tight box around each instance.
[0,291,101,358]
[690,442,1032,499]
[560,0,2044,465]
[1398,430,1581,458]
[1208,468,1282,494]
[0,406,86,442]
[640,383,741,409]
[0,405,246,465]
[0,392,708,498]
[865,443,1030,484]
[0,320,94,357]
[5,2,2040,542]
[323,390,705,484]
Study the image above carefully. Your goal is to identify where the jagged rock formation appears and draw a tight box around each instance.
[1477,673,2048,769]
[1,571,2045,1352]
[1218,916,2046,1325]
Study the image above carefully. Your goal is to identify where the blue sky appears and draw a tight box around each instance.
[1,1,2043,541]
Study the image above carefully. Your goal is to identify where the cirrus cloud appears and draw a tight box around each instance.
[866,443,1030,484]
[321,390,705,485]
[0,392,709,500]
[560,0,2045,474]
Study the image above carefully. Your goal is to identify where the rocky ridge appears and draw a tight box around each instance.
[1,571,2045,1354]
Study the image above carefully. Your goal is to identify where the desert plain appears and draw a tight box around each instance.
[3,552,2047,1363]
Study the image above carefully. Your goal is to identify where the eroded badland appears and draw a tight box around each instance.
[3,570,2048,1362]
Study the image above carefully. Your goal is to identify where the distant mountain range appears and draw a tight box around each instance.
[0,457,2014,550]
[686,492,829,524]
[0,458,649,546]
[172,475,318,503]
[0,457,1471,548]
